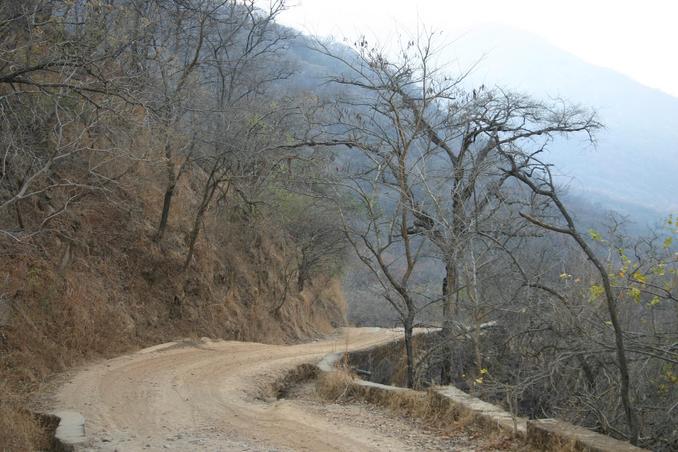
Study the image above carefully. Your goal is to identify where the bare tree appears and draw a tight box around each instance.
[140,0,222,241]
[313,35,453,388]
[281,199,347,292]
[501,152,642,444]
[314,31,600,386]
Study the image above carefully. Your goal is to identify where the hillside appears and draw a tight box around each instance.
[0,2,349,448]
[1,3,675,450]
[0,159,348,448]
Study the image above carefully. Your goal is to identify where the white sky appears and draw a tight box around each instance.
[278,0,678,98]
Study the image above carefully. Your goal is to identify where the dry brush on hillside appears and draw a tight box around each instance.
[0,1,349,448]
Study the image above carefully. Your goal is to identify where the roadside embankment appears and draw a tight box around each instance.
[315,338,648,452]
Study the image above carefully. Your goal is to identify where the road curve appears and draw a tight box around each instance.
[48,327,416,451]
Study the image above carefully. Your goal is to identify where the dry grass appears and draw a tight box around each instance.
[316,369,359,401]
[527,433,582,452]
[0,398,47,451]
[315,370,530,451]
[316,370,459,423]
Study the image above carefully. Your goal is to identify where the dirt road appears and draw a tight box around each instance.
[46,327,474,451]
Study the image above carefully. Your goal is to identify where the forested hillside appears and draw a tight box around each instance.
[0,2,348,448]
[0,1,676,451]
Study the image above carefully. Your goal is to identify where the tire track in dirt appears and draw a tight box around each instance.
[46,327,462,451]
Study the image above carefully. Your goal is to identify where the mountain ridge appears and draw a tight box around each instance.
[439,25,678,217]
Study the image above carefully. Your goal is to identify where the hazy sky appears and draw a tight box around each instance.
[278,0,678,98]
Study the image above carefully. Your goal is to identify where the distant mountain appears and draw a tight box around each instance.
[443,25,678,220]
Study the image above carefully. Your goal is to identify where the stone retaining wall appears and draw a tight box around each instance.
[326,343,648,452]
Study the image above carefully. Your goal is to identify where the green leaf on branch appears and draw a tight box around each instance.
[588,229,603,241]
[629,287,641,303]
[632,272,647,284]
[664,236,673,249]
[589,284,604,301]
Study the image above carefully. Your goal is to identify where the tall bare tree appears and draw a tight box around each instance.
[315,32,599,385]
[502,152,642,443]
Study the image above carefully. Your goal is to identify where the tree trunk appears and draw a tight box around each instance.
[14,202,24,230]
[297,253,308,292]
[156,142,176,242]
[469,248,483,380]
[404,318,415,389]
[442,262,457,319]
[156,182,175,241]
[183,177,220,271]
[473,314,482,380]
[601,272,640,444]
[440,261,456,384]
[297,267,306,292]
[514,180,641,445]
[564,211,640,445]
[183,197,209,272]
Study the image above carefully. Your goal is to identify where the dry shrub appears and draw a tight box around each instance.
[317,370,431,418]
[316,370,358,401]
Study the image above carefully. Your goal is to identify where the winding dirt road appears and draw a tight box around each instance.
[47,327,455,451]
